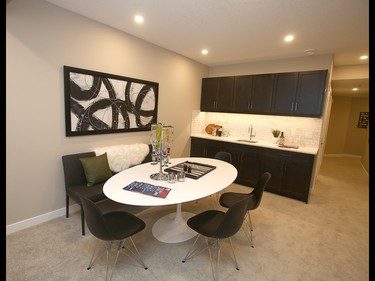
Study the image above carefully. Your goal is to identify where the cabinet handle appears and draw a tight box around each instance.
[294,102,298,111]
[291,102,294,111]
[247,102,250,109]
[283,161,288,174]
[250,101,253,109]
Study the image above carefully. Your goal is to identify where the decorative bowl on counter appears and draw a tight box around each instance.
[205,124,216,135]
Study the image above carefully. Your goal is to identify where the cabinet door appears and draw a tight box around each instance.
[271,72,299,115]
[233,75,253,113]
[190,137,207,157]
[200,77,234,112]
[237,147,262,187]
[216,77,235,111]
[201,78,219,111]
[220,142,242,176]
[294,70,327,117]
[190,137,222,157]
[250,74,274,114]
[205,142,223,158]
[259,150,284,193]
[282,155,314,203]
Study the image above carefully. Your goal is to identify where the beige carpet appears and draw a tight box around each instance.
[6,156,369,281]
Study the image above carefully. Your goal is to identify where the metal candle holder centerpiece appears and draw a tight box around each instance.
[150,123,174,181]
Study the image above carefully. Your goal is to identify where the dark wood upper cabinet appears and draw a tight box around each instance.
[271,70,327,117]
[271,72,299,115]
[200,77,235,112]
[233,74,274,114]
[251,74,274,114]
[201,70,328,117]
[294,70,328,117]
[233,75,253,113]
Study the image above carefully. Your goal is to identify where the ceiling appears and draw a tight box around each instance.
[43,0,369,98]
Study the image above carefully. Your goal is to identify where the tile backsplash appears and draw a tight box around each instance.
[191,110,322,147]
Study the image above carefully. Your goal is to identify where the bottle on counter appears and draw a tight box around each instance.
[279,131,285,145]
[217,126,223,137]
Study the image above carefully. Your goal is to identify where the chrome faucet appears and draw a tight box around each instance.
[248,125,256,140]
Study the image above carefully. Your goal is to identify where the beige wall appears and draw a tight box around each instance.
[332,65,369,80]
[6,0,207,228]
[325,97,369,156]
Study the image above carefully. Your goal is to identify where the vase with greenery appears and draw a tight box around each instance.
[272,129,280,143]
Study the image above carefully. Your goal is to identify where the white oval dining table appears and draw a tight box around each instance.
[103,157,238,243]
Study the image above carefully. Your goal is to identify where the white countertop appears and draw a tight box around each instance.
[191,133,319,155]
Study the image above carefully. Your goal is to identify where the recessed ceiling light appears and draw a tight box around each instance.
[359,55,368,60]
[201,49,208,55]
[134,15,144,24]
[352,87,358,91]
[284,35,294,42]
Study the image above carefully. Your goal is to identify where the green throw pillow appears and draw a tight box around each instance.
[80,153,112,187]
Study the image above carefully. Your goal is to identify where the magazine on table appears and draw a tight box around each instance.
[123,181,171,198]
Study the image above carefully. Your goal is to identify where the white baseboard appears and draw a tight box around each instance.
[6,204,80,236]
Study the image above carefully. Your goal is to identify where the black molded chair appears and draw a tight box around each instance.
[219,172,271,248]
[214,151,232,163]
[182,195,250,281]
[81,196,148,281]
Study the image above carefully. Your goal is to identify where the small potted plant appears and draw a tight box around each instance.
[272,129,281,143]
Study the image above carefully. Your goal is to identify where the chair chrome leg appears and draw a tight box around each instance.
[242,212,254,248]
[122,237,148,270]
[182,234,205,262]
[209,239,221,281]
[87,241,107,270]
[247,212,253,231]
[183,236,240,281]
[88,239,147,281]
[106,240,123,281]
[228,238,239,270]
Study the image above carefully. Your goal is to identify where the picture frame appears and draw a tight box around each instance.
[63,65,158,136]
[357,111,369,128]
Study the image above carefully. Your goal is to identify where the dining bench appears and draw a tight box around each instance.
[62,143,153,235]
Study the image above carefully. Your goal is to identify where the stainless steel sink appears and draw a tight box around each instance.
[236,139,258,143]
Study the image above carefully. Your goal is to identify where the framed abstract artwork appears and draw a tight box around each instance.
[63,65,158,136]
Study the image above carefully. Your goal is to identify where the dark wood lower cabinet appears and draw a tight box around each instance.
[190,137,314,203]
[259,149,314,203]
[236,146,262,187]
[259,150,284,194]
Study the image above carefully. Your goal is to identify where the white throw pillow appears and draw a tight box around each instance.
[94,143,149,173]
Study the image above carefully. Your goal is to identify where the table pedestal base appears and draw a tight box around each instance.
[152,204,197,243]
